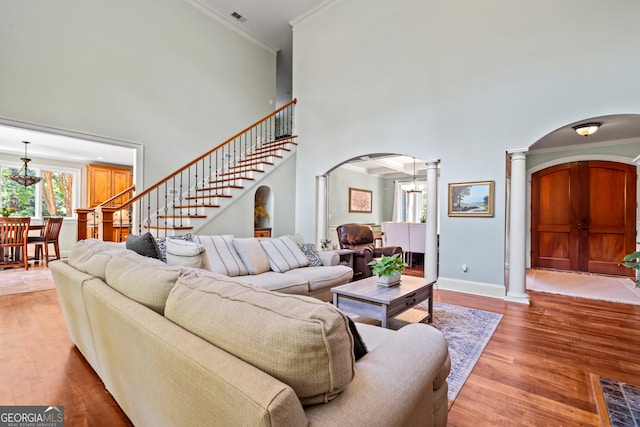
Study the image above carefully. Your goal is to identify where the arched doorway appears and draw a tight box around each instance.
[531,160,636,276]
[254,185,273,237]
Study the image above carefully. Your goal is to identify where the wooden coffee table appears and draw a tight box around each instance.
[331,275,434,328]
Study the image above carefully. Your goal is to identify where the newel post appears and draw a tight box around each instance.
[75,209,91,241]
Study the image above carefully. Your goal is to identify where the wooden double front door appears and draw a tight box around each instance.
[531,161,636,276]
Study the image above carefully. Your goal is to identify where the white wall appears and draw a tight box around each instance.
[327,167,393,228]
[197,156,297,238]
[292,0,640,295]
[0,0,277,187]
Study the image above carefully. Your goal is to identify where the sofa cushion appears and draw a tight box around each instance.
[165,271,355,405]
[285,265,354,293]
[195,235,248,277]
[231,271,309,295]
[233,237,271,275]
[126,232,163,259]
[298,243,323,267]
[260,235,310,273]
[68,239,127,281]
[165,239,205,269]
[105,251,183,315]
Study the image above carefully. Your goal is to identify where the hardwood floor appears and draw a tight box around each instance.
[1,264,639,426]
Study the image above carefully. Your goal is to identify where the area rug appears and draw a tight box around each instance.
[426,303,502,404]
[599,377,640,426]
[352,302,503,405]
[526,268,640,306]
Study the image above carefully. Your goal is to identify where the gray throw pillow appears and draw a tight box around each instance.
[126,232,163,259]
[298,243,323,267]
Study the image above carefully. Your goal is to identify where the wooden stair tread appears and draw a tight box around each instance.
[231,161,273,168]
[144,225,194,230]
[183,194,232,199]
[244,153,283,160]
[157,215,207,219]
[262,135,298,144]
[209,176,255,182]
[219,168,265,175]
[174,203,221,208]
[196,185,243,192]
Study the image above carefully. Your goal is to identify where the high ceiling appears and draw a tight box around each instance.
[1,1,639,172]
[194,0,329,51]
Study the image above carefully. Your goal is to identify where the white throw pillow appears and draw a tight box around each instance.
[233,238,271,275]
[165,239,205,269]
[196,235,248,277]
[260,235,310,273]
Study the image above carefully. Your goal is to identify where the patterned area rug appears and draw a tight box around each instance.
[426,303,502,403]
[353,302,503,404]
[526,268,640,305]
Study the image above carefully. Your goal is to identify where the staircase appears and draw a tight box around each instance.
[77,99,297,241]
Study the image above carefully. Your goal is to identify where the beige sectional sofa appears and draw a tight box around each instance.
[191,234,353,301]
[50,239,450,427]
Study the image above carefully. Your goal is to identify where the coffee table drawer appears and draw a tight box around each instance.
[386,282,432,316]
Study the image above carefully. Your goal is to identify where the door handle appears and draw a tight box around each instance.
[577,224,590,230]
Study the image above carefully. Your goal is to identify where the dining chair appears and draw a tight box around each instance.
[28,217,63,266]
[0,217,31,270]
[408,222,426,267]
[382,222,411,264]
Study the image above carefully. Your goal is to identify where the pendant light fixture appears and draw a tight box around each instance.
[9,141,43,187]
[406,157,419,194]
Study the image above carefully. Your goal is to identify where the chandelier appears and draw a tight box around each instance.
[406,157,420,194]
[9,141,43,187]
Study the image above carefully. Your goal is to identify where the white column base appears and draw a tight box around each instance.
[505,291,531,304]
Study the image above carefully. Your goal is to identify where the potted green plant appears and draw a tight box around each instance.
[368,253,408,287]
[621,251,640,287]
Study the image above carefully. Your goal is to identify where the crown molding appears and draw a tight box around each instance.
[184,0,278,55]
[289,0,344,28]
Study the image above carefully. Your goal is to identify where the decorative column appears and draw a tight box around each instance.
[425,160,440,283]
[506,149,530,304]
[316,175,328,247]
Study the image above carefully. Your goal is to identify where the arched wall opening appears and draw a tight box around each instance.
[254,185,273,237]
[512,114,640,282]
[320,152,440,281]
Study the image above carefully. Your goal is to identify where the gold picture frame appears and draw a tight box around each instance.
[349,187,372,213]
[448,181,495,217]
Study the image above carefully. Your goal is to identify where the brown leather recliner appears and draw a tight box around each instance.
[336,223,403,280]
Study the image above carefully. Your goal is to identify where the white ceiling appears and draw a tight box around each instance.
[194,0,330,51]
[340,154,428,180]
[0,123,135,166]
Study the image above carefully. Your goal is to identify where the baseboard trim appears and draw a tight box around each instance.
[436,277,506,299]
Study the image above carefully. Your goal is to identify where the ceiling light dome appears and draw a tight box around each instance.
[572,122,601,137]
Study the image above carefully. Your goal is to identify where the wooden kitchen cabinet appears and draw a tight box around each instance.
[86,164,133,207]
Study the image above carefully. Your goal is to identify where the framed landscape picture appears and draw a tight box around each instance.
[349,187,372,213]
[448,181,495,217]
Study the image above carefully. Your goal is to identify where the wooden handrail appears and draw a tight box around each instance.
[96,185,135,207]
[124,98,297,206]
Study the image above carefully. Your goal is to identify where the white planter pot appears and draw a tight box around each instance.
[376,272,401,287]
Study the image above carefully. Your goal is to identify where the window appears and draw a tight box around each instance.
[0,162,79,218]
[396,179,427,223]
